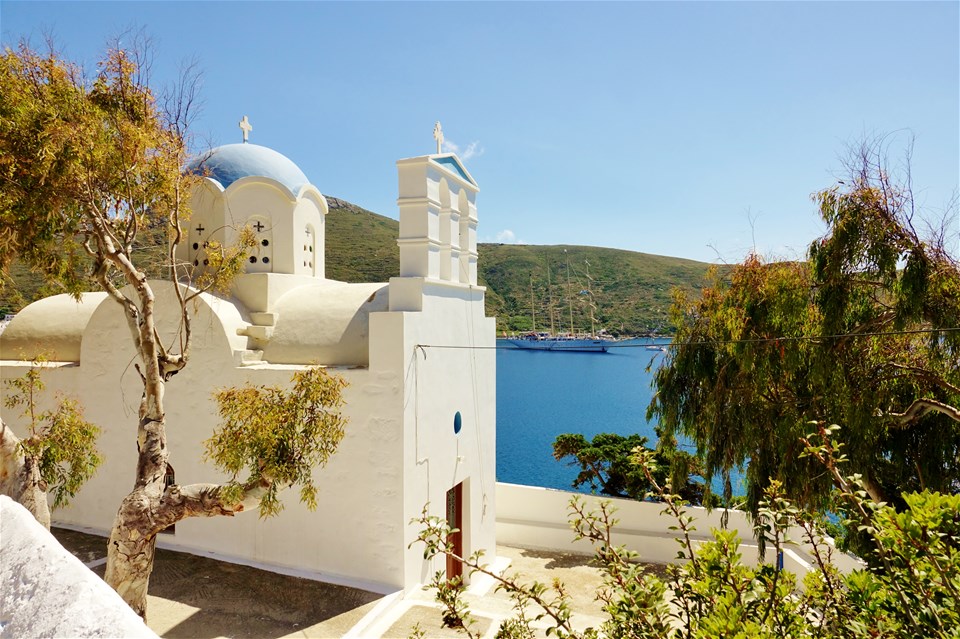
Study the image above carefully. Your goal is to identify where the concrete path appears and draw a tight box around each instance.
[52,528,629,638]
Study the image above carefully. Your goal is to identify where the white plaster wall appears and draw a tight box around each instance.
[496,483,863,575]
[1,282,409,592]
[223,179,295,274]
[369,280,497,589]
[155,363,406,592]
[180,180,227,270]
[292,197,325,279]
[181,178,325,279]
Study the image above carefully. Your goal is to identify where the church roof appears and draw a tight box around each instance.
[187,143,311,193]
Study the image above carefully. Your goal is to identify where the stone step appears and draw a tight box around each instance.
[238,350,264,366]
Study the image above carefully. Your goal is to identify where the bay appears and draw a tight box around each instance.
[496,337,673,491]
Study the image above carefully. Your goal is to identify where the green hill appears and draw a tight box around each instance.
[324,196,401,283]
[2,196,717,335]
[324,197,714,335]
[478,244,713,335]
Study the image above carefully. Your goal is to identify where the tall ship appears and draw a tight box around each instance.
[507,331,612,352]
[505,257,615,353]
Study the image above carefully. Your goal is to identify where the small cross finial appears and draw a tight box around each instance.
[239,115,253,143]
[433,121,444,154]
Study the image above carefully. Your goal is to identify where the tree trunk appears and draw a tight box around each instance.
[102,407,272,618]
[104,388,169,618]
[103,475,273,619]
[104,488,161,619]
[0,419,50,529]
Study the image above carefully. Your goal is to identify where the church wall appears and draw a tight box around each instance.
[2,282,410,592]
[370,283,496,589]
[180,182,226,271]
[223,181,293,274]
[30,359,408,592]
[153,364,406,592]
[292,198,324,279]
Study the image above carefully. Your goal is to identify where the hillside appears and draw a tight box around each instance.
[2,197,717,335]
[479,244,712,335]
[323,198,714,335]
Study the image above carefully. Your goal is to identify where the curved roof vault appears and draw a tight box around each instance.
[0,293,109,362]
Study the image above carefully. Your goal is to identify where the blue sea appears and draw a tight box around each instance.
[496,337,672,490]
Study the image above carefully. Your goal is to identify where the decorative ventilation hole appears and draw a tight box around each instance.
[193,259,199,266]
[303,245,308,251]
[261,239,269,247]
[262,257,270,264]
[192,242,199,250]
[249,256,257,263]
[453,411,462,435]
[203,259,209,265]
[309,246,313,252]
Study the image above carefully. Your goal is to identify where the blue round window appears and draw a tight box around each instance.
[453,411,462,435]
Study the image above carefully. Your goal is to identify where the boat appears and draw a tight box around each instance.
[506,258,615,352]
[507,331,612,352]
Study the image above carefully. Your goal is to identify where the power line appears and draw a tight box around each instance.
[416,326,960,351]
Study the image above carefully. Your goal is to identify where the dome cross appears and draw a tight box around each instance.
[433,121,444,154]
[239,115,253,143]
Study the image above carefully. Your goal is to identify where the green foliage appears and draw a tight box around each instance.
[414,427,960,638]
[552,432,711,505]
[650,149,960,529]
[205,366,348,518]
[0,41,195,299]
[3,360,101,509]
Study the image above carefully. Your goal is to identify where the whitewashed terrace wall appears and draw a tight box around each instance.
[495,483,863,575]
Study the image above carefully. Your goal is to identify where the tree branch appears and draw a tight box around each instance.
[887,398,960,427]
[153,476,271,534]
[887,363,960,396]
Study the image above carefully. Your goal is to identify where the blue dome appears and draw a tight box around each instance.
[188,143,311,193]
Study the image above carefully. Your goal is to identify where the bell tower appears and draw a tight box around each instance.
[395,135,479,284]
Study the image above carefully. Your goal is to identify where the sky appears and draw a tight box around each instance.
[2,1,958,264]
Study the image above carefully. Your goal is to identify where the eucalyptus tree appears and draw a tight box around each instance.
[0,41,347,618]
[650,140,960,521]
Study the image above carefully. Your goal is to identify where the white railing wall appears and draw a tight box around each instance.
[495,483,862,575]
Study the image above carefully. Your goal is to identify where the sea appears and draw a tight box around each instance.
[496,337,675,491]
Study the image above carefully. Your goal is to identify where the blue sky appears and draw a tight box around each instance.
[3,1,957,263]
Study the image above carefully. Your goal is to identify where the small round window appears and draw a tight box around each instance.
[453,411,462,435]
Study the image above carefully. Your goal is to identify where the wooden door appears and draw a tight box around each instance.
[445,483,463,581]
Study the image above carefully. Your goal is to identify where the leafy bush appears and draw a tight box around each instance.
[412,425,960,638]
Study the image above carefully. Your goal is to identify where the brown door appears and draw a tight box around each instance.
[445,483,463,581]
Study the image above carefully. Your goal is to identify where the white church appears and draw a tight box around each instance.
[0,123,497,594]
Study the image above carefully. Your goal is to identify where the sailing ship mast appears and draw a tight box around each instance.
[585,259,597,337]
[546,261,556,335]
[565,251,575,336]
[529,274,536,332]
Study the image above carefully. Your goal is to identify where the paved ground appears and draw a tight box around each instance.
[52,528,667,638]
